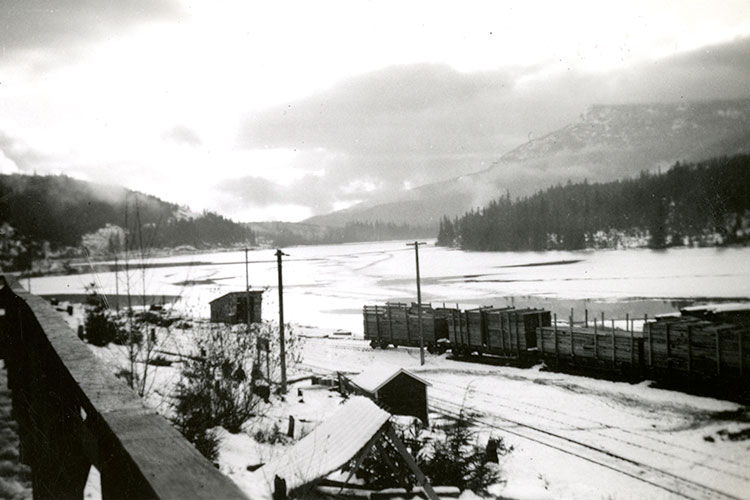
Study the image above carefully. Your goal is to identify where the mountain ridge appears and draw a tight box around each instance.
[305,97,750,227]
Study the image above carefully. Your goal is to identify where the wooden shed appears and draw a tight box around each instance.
[209,290,263,325]
[343,364,430,425]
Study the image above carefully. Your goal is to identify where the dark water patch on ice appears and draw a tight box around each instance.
[497,259,584,268]
[41,293,180,306]
[173,277,233,286]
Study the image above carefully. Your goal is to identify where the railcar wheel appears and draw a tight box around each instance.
[370,339,379,349]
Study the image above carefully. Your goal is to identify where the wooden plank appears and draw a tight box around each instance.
[687,325,693,373]
[553,315,559,362]
[569,317,575,359]
[647,318,652,367]
[611,319,616,367]
[538,314,544,355]
[515,313,521,356]
[629,315,634,365]
[375,306,381,344]
[716,328,721,375]
[594,327,598,361]
[739,329,745,377]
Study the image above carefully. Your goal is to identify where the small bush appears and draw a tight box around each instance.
[351,413,508,495]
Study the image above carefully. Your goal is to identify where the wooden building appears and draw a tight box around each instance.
[209,291,263,325]
[342,364,430,425]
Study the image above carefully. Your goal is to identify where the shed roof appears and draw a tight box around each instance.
[257,397,390,496]
[349,363,431,394]
[209,290,263,303]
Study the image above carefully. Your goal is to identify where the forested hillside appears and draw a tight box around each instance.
[0,174,255,270]
[438,155,750,251]
[264,220,434,247]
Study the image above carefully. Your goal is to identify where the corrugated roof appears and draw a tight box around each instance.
[257,397,391,496]
[349,363,431,394]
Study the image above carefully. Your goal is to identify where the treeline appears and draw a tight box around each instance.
[438,154,750,251]
[0,174,255,270]
[269,220,434,247]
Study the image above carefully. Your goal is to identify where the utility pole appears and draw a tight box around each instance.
[276,249,288,393]
[406,241,427,365]
[245,248,251,328]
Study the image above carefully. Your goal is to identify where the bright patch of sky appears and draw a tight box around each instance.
[1,0,749,221]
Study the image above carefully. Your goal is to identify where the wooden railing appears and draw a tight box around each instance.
[0,276,249,500]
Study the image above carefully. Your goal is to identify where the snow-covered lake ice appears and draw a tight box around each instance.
[29,241,750,334]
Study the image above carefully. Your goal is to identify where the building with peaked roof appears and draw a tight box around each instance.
[209,290,263,325]
[343,364,430,425]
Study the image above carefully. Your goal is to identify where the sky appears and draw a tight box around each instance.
[1,1,749,222]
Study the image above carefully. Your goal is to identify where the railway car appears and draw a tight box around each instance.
[536,323,644,378]
[363,301,750,400]
[363,302,449,351]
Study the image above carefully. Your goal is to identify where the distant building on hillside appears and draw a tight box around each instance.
[209,291,263,325]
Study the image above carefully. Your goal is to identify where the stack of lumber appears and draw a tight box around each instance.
[435,307,467,346]
[536,324,643,370]
[646,317,749,378]
[362,303,448,347]
[485,308,551,354]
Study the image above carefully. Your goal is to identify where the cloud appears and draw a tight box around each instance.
[234,36,750,218]
[162,126,202,146]
[0,0,185,58]
[0,131,49,172]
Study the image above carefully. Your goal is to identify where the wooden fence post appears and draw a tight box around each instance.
[594,322,599,361]
[569,316,574,359]
[666,323,671,370]
[374,306,381,345]
[645,314,652,367]
[553,314,559,364]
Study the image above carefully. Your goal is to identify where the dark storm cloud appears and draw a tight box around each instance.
[0,0,185,54]
[236,36,750,215]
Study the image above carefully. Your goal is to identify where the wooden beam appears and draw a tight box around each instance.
[384,425,439,500]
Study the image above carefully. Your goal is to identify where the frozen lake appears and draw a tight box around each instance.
[28,241,750,334]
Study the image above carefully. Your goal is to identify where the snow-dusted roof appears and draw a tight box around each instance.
[209,290,263,303]
[257,397,390,496]
[682,303,750,314]
[349,363,431,394]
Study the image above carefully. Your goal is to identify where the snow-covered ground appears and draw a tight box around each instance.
[298,337,750,500]
[37,241,750,499]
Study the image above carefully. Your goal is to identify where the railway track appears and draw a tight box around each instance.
[428,379,749,482]
[298,339,750,500]
[432,395,742,500]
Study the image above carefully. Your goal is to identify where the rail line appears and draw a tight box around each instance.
[428,379,750,483]
[432,395,742,500]
[298,340,748,500]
